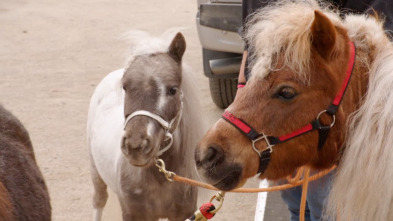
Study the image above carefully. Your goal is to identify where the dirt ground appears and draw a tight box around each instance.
[0,0,261,220]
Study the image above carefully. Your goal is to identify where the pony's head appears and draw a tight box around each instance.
[121,31,186,167]
[195,1,369,191]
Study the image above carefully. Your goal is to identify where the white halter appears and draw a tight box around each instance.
[123,92,183,156]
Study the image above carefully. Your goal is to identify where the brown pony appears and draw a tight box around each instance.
[195,0,393,220]
[0,104,51,220]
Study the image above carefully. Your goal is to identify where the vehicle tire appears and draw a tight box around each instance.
[209,77,238,109]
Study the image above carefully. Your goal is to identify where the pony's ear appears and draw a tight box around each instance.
[168,32,186,63]
[311,10,337,60]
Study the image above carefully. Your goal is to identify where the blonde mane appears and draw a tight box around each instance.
[245,1,393,220]
[123,28,184,65]
[177,63,209,177]
[325,11,393,221]
[244,0,340,82]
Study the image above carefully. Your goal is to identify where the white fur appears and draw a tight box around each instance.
[93,208,103,221]
[88,69,125,193]
[146,121,154,137]
[123,28,185,66]
[155,76,168,112]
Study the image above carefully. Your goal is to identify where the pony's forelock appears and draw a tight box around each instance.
[244,0,341,82]
[122,28,185,64]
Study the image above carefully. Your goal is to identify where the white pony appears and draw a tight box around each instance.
[87,30,207,220]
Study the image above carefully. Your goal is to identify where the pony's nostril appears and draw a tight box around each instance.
[121,137,130,156]
[122,135,153,155]
[205,147,218,161]
[142,138,152,154]
[203,146,224,167]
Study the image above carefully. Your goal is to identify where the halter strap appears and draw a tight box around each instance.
[327,41,356,114]
[222,41,356,174]
[124,110,172,131]
[123,92,183,156]
[237,82,246,88]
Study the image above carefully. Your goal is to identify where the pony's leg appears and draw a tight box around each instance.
[168,204,197,221]
[118,196,156,221]
[169,187,198,221]
[90,160,108,221]
[120,211,157,221]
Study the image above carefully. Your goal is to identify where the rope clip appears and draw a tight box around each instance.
[209,191,225,214]
[186,191,226,221]
[155,158,175,182]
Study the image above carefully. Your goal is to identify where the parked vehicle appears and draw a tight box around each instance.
[196,0,243,108]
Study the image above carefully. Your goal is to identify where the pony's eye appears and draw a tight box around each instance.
[276,86,297,101]
[168,87,178,96]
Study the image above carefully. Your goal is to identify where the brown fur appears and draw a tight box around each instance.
[0,181,15,220]
[168,33,186,63]
[311,11,337,60]
[195,9,369,190]
[0,104,51,220]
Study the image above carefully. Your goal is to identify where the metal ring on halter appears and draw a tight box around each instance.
[156,132,173,156]
[252,134,274,157]
[316,110,336,128]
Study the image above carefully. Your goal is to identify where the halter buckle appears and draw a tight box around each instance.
[252,134,274,157]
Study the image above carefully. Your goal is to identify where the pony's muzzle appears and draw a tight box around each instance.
[195,143,244,191]
[195,145,224,170]
[121,135,153,157]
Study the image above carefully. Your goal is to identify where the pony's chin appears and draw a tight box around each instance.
[127,157,154,167]
[212,173,242,191]
[200,165,243,191]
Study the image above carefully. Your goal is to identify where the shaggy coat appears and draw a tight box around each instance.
[0,105,51,220]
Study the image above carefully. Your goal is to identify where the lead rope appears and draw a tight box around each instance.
[155,158,335,220]
[300,167,310,221]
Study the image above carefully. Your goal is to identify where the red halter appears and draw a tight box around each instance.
[222,41,356,174]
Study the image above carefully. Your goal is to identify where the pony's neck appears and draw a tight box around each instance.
[312,41,371,168]
[159,122,190,171]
